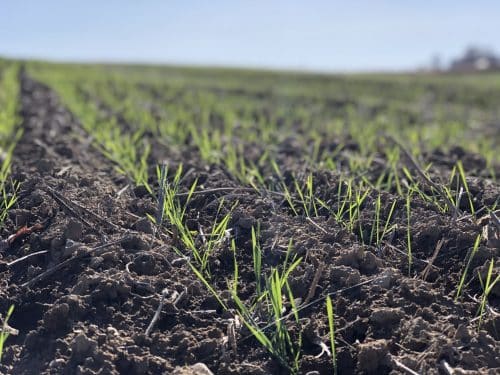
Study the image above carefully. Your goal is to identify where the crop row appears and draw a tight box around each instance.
[17,62,500,372]
[0,61,22,229]
[0,60,22,361]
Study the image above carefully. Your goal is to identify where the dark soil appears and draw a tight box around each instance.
[0,73,498,374]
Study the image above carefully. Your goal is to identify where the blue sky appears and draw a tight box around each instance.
[1,1,499,71]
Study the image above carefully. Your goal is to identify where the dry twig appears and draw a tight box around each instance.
[7,250,48,268]
[303,263,324,306]
[45,185,121,231]
[145,288,169,336]
[421,238,445,281]
[22,238,122,288]
[439,359,455,375]
[392,358,421,375]
[306,217,328,234]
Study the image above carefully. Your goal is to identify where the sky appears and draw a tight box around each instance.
[1,1,499,72]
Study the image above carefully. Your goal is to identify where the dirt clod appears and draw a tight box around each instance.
[65,218,84,240]
[173,363,215,375]
[133,217,155,234]
[71,333,98,360]
[357,339,389,373]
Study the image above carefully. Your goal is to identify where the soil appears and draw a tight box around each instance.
[0,72,498,374]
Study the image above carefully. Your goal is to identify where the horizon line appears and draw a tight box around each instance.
[1,53,424,76]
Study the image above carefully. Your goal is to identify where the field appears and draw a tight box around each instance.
[0,58,499,374]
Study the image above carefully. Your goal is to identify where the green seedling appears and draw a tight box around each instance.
[373,146,402,195]
[232,238,303,373]
[335,177,353,225]
[252,224,263,297]
[326,296,337,375]
[271,159,298,216]
[187,260,228,310]
[0,63,22,228]
[456,161,475,216]
[353,187,371,240]
[476,259,499,329]
[317,176,371,234]
[292,173,318,217]
[455,234,481,301]
[98,124,151,187]
[0,180,19,227]
[154,163,197,229]
[406,193,413,275]
[0,305,14,363]
[155,164,235,278]
[198,199,234,277]
[368,194,397,247]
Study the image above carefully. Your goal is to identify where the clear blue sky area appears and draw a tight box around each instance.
[1,0,499,71]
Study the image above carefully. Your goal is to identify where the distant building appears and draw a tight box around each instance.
[449,47,500,72]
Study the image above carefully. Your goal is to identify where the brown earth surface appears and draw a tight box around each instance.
[0,74,498,374]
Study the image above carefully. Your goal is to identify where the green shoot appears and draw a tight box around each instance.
[232,237,303,373]
[456,161,475,216]
[0,305,14,363]
[252,224,263,297]
[0,180,19,227]
[406,193,412,275]
[187,261,227,310]
[379,199,397,246]
[369,194,397,247]
[271,159,298,216]
[455,234,481,301]
[326,296,337,375]
[476,259,499,329]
